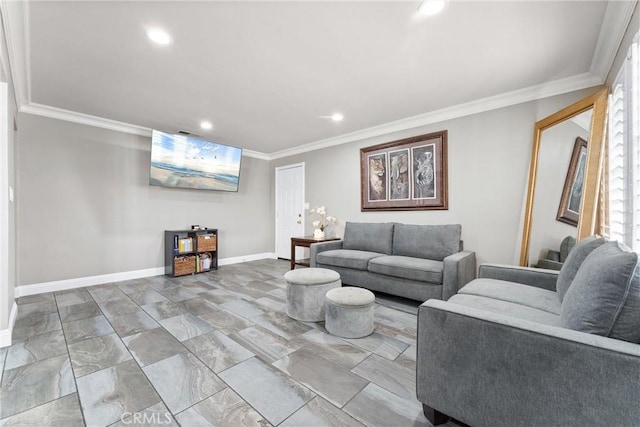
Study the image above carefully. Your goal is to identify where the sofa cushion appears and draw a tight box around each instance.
[560,241,640,343]
[368,256,443,283]
[316,249,384,271]
[342,222,395,255]
[447,294,561,327]
[556,235,606,301]
[459,279,561,315]
[392,223,461,261]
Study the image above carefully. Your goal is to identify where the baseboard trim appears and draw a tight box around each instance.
[14,267,166,298]
[218,252,277,266]
[0,302,17,348]
[14,252,278,298]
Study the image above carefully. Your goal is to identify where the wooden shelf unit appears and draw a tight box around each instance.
[164,229,218,277]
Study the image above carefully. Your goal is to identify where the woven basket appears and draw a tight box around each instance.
[174,256,196,276]
[197,234,217,252]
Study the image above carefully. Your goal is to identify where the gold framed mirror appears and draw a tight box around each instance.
[519,88,608,266]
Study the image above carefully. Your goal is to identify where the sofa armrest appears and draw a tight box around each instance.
[442,251,476,300]
[310,240,343,267]
[478,263,559,291]
[417,299,640,427]
[535,259,563,271]
[545,249,561,262]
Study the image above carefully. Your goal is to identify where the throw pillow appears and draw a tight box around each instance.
[392,223,461,261]
[556,235,606,302]
[342,222,395,254]
[560,241,640,343]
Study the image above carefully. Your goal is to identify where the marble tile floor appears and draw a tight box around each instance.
[0,259,461,427]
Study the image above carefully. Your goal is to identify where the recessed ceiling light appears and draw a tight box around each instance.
[146,28,171,45]
[200,121,213,130]
[417,0,446,16]
[331,113,344,122]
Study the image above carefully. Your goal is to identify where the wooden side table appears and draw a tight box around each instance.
[290,236,341,269]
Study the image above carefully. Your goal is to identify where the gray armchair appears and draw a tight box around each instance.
[534,235,576,270]
[417,237,640,426]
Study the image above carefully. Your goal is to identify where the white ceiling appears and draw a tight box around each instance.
[1,1,637,158]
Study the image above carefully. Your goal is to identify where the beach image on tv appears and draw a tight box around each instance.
[150,130,242,192]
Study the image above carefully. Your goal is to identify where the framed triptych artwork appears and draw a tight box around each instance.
[360,131,448,211]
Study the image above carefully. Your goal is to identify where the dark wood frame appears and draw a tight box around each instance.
[164,229,218,277]
[289,236,340,270]
[360,130,448,211]
[556,136,588,227]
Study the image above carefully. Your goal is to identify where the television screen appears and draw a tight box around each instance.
[150,130,242,192]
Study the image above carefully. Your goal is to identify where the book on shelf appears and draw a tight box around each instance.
[178,237,194,253]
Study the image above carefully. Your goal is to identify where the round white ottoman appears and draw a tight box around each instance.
[284,268,341,322]
[325,287,375,338]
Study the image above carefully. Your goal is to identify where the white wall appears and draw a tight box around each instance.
[607,3,638,85]
[271,88,598,266]
[16,113,273,286]
[0,16,18,335]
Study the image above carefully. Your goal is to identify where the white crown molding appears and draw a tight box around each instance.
[590,0,638,80]
[269,72,603,160]
[13,252,277,297]
[0,8,11,101]
[242,149,270,161]
[20,102,270,160]
[0,0,29,109]
[0,302,17,348]
[22,102,153,136]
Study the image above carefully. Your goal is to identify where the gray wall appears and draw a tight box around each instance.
[271,88,597,266]
[16,113,273,286]
[11,88,602,288]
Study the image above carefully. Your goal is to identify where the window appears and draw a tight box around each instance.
[608,32,640,252]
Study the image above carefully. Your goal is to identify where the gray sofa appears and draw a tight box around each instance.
[310,222,476,301]
[417,236,640,426]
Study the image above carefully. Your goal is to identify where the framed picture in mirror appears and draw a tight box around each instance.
[360,131,448,211]
[556,136,588,227]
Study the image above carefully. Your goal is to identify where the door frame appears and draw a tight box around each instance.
[0,81,10,344]
[274,162,305,259]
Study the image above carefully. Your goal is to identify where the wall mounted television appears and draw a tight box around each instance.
[150,130,242,192]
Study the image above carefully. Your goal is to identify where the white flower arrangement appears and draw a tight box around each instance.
[309,206,337,231]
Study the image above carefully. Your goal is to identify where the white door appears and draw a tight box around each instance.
[275,163,305,259]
